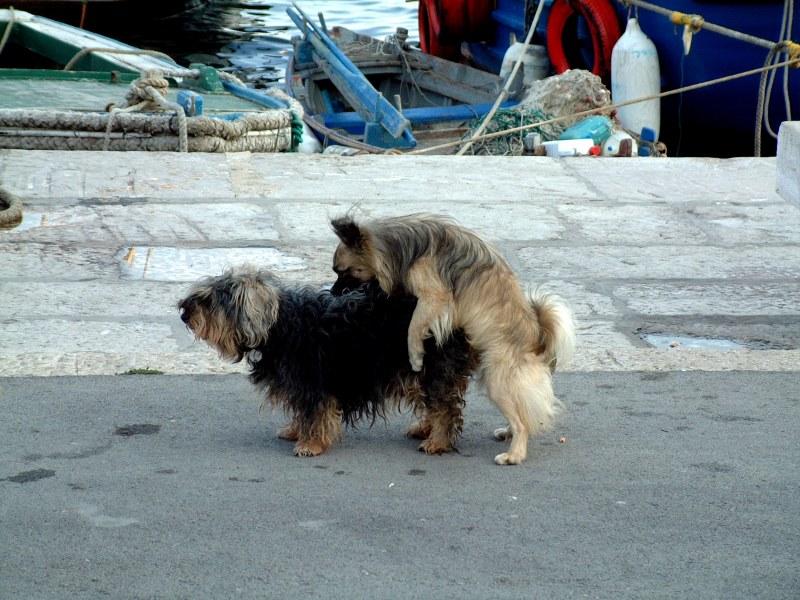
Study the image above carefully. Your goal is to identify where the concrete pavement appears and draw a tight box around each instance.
[1,150,800,375]
[1,373,798,599]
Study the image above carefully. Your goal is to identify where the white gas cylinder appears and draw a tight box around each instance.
[499,33,550,86]
[611,18,660,140]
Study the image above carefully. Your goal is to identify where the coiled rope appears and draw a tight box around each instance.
[0,186,23,227]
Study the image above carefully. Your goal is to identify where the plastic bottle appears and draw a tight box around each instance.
[602,130,638,157]
[611,18,660,140]
[559,115,614,145]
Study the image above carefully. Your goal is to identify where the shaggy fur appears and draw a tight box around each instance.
[331,213,577,465]
[178,267,478,457]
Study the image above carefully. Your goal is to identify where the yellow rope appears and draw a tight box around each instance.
[407,56,800,156]
[0,6,15,57]
[63,47,178,71]
[622,0,791,51]
[669,11,704,33]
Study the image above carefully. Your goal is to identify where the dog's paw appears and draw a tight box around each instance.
[293,441,324,457]
[493,426,512,441]
[418,439,453,455]
[409,351,425,372]
[494,451,524,466]
[407,421,432,440]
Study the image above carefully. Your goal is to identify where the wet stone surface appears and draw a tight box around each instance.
[3,469,56,483]
[114,424,161,437]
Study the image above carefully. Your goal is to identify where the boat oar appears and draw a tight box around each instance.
[286,3,416,148]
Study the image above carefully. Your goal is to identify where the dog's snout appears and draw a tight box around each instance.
[331,274,363,296]
[179,301,192,323]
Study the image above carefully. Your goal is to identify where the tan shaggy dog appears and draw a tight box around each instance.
[330,214,576,465]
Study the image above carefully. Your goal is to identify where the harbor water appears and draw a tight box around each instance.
[104,0,419,88]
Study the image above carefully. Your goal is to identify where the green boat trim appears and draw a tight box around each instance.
[1,8,181,73]
[0,9,314,152]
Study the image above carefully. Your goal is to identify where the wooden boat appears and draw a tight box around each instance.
[0,9,310,152]
[419,0,799,157]
[285,4,515,152]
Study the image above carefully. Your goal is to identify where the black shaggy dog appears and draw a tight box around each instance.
[178,267,478,457]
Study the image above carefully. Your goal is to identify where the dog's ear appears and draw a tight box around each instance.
[331,216,367,249]
[231,273,280,349]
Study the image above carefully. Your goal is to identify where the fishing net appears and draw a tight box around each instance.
[462,108,557,156]
[464,69,613,156]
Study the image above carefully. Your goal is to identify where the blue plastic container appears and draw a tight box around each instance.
[559,115,613,145]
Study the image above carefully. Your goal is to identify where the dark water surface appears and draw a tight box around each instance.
[107,0,419,88]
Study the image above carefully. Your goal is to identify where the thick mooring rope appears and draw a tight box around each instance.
[63,47,179,71]
[0,186,23,227]
[104,71,189,151]
[0,109,295,152]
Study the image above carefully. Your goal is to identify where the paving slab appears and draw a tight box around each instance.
[563,157,780,203]
[516,245,800,280]
[1,149,799,375]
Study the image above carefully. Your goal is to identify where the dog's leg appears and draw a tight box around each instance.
[277,416,301,441]
[483,353,556,465]
[293,399,343,457]
[417,361,468,454]
[418,403,462,455]
[407,301,453,372]
[406,259,454,372]
[402,379,432,439]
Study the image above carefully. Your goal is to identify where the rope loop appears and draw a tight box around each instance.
[125,72,171,109]
[103,70,188,152]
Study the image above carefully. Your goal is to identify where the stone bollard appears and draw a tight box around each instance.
[777,121,800,207]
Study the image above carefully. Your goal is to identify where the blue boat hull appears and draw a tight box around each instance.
[621,0,799,156]
[468,0,798,156]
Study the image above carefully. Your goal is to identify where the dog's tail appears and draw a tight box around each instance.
[527,288,576,373]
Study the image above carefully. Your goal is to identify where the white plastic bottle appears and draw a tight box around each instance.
[611,18,660,140]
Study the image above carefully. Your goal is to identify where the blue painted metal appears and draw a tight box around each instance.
[612,0,799,154]
[466,0,555,74]
[177,90,204,116]
[320,101,518,134]
[221,80,288,110]
[286,3,416,148]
